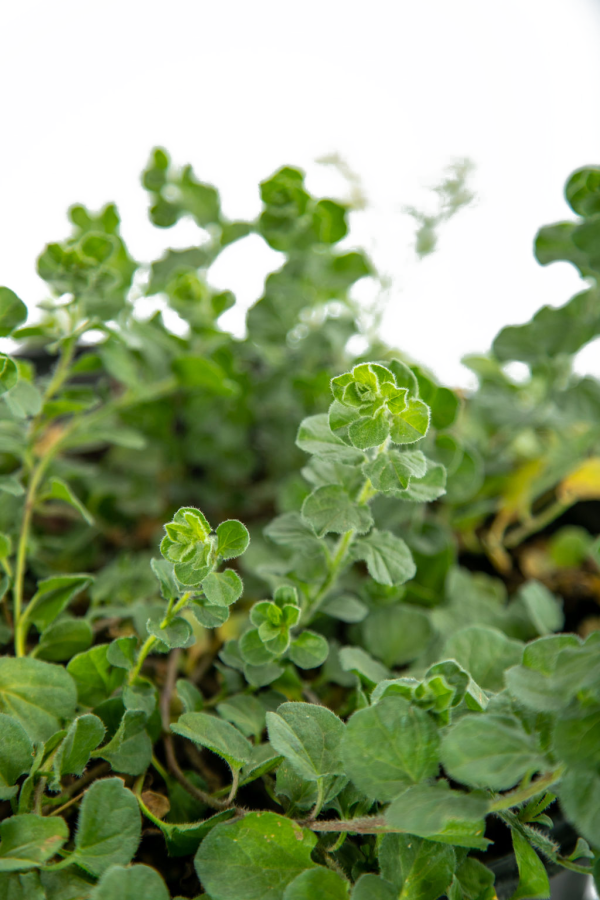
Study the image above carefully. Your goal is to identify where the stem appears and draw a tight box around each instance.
[503,499,572,549]
[129,593,190,683]
[489,769,564,812]
[48,790,86,818]
[227,769,240,805]
[151,754,170,783]
[310,777,326,820]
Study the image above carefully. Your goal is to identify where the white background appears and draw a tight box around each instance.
[2,0,600,386]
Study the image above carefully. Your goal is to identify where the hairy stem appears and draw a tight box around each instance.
[489,768,564,812]
[129,593,190,683]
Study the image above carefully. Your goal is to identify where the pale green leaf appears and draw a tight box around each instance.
[171,711,252,771]
[0,658,77,742]
[266,701,345,782]
[302,485,373,537]
[69,777,141,876]
[352,529,416,586]
[0,816,68,872]
[89,864,169,900]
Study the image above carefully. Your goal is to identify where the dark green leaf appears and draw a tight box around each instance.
[53,714,105,786]
[0,288,28,337]
[284,867,349,899]
[195,811,317,900]
[68,777,141,876]
[89,864,169,900]
[26,574,93,633]
[216,520,250,560]
[0,658,77,742]
[378,833,455,900]
[35,618,93,662]
[510,830,550,900]
[92,710,152,775]
[0,815,68,872]
[67,645,125,708]
[171,712,252,771]
[266,702,345,782]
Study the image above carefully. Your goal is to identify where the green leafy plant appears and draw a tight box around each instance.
[0,152,599,899]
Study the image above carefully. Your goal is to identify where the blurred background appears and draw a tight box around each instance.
[2,0,600,386]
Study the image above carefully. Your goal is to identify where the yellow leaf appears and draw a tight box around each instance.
[559,457,600,502]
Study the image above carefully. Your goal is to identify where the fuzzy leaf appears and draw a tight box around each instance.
[353,529,416,586]
[201,569,243,607]
[0,658,77,743]
[89,864,169,900]
[0,288,27,337]
[266,702,345,782]
[0,816,68,872]
[52,714,105,786]
[216,520,250,559]
[284,868,350,899]
[92,710,152,775]
[302,485,373,537]
[0,715,33,800]
[171,712,252,772]
[510,830,550,900]
[68,778,141,876]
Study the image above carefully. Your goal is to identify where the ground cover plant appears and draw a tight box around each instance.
[0,152,599,899]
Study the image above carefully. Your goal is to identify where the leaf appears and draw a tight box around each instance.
[172,356,237,395]
[378,833,455,900]
[0,815,68,872]
[202,570,243,607]
[264,513,324,557]
[517,582,563,636]
[266,702,345,782]
[0,288,28,337]
[363,449,427,494]
[92,710,152,775]
[43,478,94,525]
[389,398,431,444]
[52,715,105,787]
[338,646,390,686]
[296,414,364,465]
[67,645,125,708]
[0,355,18,397]
[26,574,93,633]
[289,631,329,669]
[396,461,447,503]
[171,711,252,772]
[557,768,600,846]
[510,830,550,900]
[0,475,24,496]
[216,520,250,559]
[0,871,46,899]
[146,613,194,650]
[385,783,490,849]
[217,694,266,740]
[441,713,544,790]
[40,868,96,899]
[341,696,440,801]
[0,715,33,801]
[0,657,77,742]
[35,618,93,662]
[552,700,600,771]
[106,636,138,670]
[443,626,523,692]
[363,606,432,667]
[195,811,317,900]
[284,868,350,899]
[89,864,169,900]
[352,529,416,586]
[301,485,373,538]
[150,558,180,601]
[321,595,368,623]
[68,777,141,876]
[348,412,390,450]
[177,679,204,713]
[351,874,396,900]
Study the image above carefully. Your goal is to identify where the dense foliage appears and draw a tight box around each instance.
[0,152,600,899]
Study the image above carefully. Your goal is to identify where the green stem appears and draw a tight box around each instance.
[227,769,240,805]
[129,592,190,683]
[310,777,326,820]
[503,499,572,549]
[489,769,564,812]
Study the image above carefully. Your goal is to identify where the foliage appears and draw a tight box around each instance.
[0,153,599,899]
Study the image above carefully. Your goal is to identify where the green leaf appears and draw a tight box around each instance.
[510,830,550,900]
[172,356,237,395]
[553,700,600,771]
[266,701,345,782]
[385,783,490,849]
[217,694,266,741]
[0,871,46,899]
[67,645,125,708]
[351,874,396,900]
[171,711,252,772]
[338,646,390,686]
[0,715,33,801]
[352,529,416,586]
[244,661,285,688]
[378,834,455,900]
[389,398,430,444]
[0,475,24,496]
[441,713,544,790]
[202,570,243,607]
[264,513,324,557]
[363,606,432,667]
[177,679,204,713]
[26,574,93,633]
[52,714,105,787]
[443,626,523,692]
[289,631,329,669]
[321,594,368,623]
[341,696,439,801]
[239,628,279,666]
[150,558,180,602]
[0,658,77,742]
[348,412,390,450]
[0,815,68,872]
[195,811,317,900]
[396,461,447,503]
[0,288,27,337]
[43,478,94,525]
[296,415,364,465]
[363,449,427,494]
[216,520,250,559]
[284,868,349,899]
[89,864,169,900]
[92,710,152,775]
[301,485,373,537]
[0,355,18,396]
[146,613,194,650]
[557,768,600,845]
[106,636,138,670]
[68,777,141,876]
[35,618,93,662]
[517,581,563,636]
[40,868,96,899]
